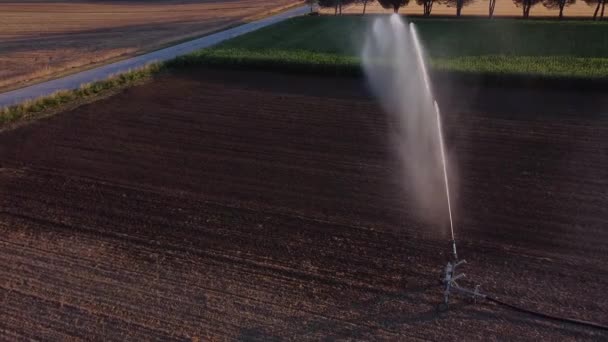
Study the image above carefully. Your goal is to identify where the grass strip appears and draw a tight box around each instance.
[168,48,608,79]
[0,64,165,127]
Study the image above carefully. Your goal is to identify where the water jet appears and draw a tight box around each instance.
[361,14,481,310]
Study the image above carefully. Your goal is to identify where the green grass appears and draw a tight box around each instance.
[0,63,164,127]
[167,48,361,75]
[432,56,608,78]
[179,16,608,79]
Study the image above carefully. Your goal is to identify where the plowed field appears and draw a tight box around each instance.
[0,69,607,340]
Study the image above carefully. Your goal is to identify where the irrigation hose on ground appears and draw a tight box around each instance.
[485,296,608,332]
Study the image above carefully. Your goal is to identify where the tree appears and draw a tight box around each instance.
[417,0,435,15]
[513,0,542,18]
[318,0,355,14]
[438,0,476,16]
[378,0,410,12]
[488,0,497,17]
[542,0,576,18]
[585,0,607,19]
[306,0,318,12]
[358,0,376,14]
[318,0,337,14]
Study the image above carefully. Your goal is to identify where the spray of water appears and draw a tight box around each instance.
[434,101,456,256]
[361,15,456,245]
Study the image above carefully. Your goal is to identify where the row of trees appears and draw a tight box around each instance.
[315,0,607,19]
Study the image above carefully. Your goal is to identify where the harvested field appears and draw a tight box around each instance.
[0,69,607,340]
[0,0,299,91]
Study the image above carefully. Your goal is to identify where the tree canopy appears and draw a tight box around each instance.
[542,0,576,18]
[318,0,356,14]
[513,0,542,17]
[355,0,377,14]
[416,0,435,15]
[438,0,476,16]
[378,0,410,12]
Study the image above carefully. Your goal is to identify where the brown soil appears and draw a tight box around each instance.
[0,0,300,91]
[0,69,606,340]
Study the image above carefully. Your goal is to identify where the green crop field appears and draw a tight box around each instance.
[175,16,608,79]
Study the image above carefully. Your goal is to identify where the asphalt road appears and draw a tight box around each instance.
[0,5,309,109]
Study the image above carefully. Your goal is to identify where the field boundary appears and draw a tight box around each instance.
[3,55,606,130]
[0,64,164,129]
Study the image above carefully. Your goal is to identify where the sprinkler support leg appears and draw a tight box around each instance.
[439,258,486,311]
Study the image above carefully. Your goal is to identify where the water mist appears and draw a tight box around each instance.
[361,14,455,251]
[360,15,493,311]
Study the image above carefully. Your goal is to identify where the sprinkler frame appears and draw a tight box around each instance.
[438,256,486,312]
[409,22,485,312]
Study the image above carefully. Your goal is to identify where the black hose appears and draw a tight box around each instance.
[486,296,608,332]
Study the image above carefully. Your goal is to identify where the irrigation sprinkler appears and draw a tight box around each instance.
[437,252,608,332]
[432,99,485,311]
[438,257,485,312]
[431,64,607,330]
[433,101,605,330]
[429,63,486,312]
[360,16,608,332]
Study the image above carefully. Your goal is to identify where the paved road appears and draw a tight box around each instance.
[0,6,309,109]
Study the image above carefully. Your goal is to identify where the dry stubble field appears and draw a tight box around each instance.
[0,69,606,340]
[0,0,299,91]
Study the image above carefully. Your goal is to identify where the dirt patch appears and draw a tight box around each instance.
[0,69,606,340]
